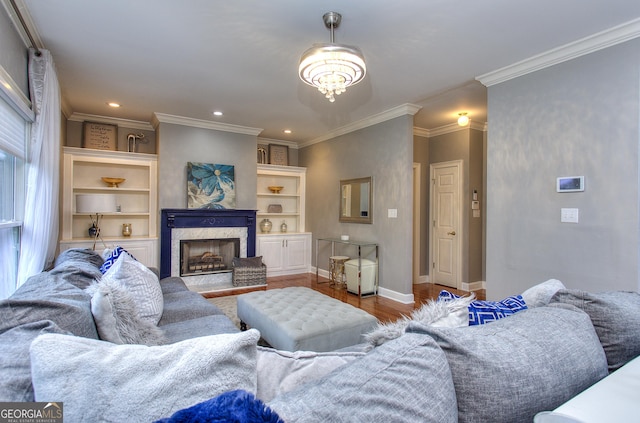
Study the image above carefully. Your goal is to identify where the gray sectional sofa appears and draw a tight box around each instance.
[1,248,639,423]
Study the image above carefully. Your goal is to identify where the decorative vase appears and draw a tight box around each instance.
[88,223,99,238]
[122,223,132,237]
[260,218,272,233]
[280,221,287,233]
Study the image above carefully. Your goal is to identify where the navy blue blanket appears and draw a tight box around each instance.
[155,390,284,423]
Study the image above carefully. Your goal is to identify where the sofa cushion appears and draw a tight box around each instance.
[88,281,166,345]
[101,251,163,324]
[407,306,608,423]
[159,276,189,294]
[438,290,528,325]
[158,290,225,325]
[550,289,640,372]
[256,346,365,402]
[268,332,458,423]
[161,315,240,343]
[30,330,260,423]
[0,320,69,401]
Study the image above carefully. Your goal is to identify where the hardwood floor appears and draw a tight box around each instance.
[205,272,486,323]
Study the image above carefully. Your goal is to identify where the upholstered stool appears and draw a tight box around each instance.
[237,287,378,352]
[329,255,350,288]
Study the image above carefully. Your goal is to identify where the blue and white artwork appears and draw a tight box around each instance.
[187,162,236,209]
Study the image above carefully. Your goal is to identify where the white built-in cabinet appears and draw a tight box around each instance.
[60,147,158,267]
[256,164,311,276]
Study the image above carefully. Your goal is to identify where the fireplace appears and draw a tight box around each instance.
[180,237,240,276]
[160,209,256,290]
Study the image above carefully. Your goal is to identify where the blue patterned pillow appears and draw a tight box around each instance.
[438,290,528,325]
[100,246,136,274]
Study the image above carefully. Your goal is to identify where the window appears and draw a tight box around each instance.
[0,83,29,299]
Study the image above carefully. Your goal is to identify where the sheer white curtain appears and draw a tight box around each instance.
[16,49,61,286]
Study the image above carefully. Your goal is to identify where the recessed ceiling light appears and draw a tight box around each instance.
[107,102,121,108]
[213,111,223,116]
[283,129,292,134]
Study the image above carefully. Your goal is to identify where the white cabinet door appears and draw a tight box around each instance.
[257,236,286,273]
[257,233,311,276]
[284,235,310,271]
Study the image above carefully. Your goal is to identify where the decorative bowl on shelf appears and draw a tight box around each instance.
[268,186,284,194]
[101,177,126,188]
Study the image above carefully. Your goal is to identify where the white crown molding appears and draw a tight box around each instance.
[152,112,262,136]
[477,18,640,87]
[300,103,422,148]
[414,120,486,138]
[257,137,299,149]
[68,112,154,131]
[413,127,430,138]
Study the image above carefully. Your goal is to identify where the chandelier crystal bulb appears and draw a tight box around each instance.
[299,12,366,102]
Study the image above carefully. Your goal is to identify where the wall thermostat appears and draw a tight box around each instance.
[557,176,584,192]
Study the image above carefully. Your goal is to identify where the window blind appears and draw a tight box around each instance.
[0,97,27,159]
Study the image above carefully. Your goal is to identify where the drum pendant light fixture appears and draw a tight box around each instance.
[298,12,366,102]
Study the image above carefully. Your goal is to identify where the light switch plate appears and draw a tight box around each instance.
[561,208,579,223]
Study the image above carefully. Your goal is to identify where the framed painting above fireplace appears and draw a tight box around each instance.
[187,162,236,209]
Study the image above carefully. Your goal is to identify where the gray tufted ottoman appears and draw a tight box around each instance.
[237,287,378,352]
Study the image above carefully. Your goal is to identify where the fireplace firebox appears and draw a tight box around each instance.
[180,238,240,276]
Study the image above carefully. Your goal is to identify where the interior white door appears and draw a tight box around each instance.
[431,162,462,288]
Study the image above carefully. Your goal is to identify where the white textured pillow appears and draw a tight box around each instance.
[521,279,566,308]
[256,346,365,402]
[88,281,166,345]
[30,330,260,423]
[102,252,163,324]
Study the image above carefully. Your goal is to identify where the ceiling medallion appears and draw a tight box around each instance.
[298,12,366,103]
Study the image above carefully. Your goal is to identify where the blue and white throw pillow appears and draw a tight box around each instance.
[100,246,137,274]
[438,290,528,325]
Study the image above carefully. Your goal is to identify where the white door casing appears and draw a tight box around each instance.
[430,160,463,289]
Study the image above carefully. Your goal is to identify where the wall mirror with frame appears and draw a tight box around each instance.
[339,177,373,224]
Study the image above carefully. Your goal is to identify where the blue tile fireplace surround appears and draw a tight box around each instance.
[160,208,257,279]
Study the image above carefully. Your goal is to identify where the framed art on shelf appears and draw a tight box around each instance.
[82,122,118,151]
[269,144,289,166]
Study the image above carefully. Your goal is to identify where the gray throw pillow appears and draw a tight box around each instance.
[233,256,263,268]
[407,306,608,423]
[87,281,166,345]
[30,330,260,423]
[550,289,640,372]
[268,332,458,423]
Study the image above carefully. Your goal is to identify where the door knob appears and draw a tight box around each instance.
[447,231,456,236]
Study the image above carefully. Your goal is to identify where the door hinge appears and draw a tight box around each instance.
[432,262,435,269]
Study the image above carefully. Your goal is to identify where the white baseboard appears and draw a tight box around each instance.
[414,274,430,284]
[311,267,415,304]
[378,287,415,304]
[461,280,486,291]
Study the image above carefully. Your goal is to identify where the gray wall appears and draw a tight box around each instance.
[156,122,258,216]
[486,39,640,299]
[0,5,28,98]
[300,115,415,298]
